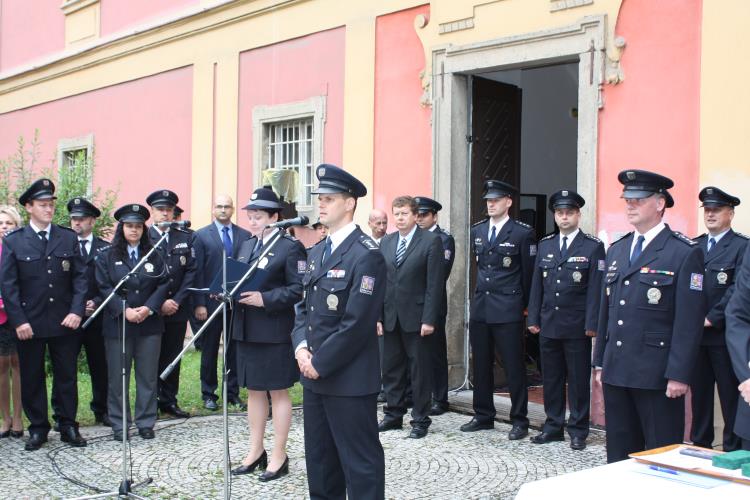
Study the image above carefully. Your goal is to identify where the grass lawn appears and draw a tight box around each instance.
[39,348,303,427]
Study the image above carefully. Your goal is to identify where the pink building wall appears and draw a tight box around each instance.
[373,5,432,229]
[100,0,199,36]
[236,27,345,244]
[0,67,194,219]
[0,0,65,73]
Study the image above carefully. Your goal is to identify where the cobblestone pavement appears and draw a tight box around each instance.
[0,408,606,499]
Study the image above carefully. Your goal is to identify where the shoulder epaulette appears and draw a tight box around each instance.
[471,218,489,228]
[672,231,697,246]
[440,227,452,237]
[735,232,750,240]
[282,233,298,242]
[96,244,112,253]
[359,235,379,251]
[584,233,602,243]
[3,227,23,238]
[514,220,532,230]
[610,231,633,246]
[56,225,76,233]
[540,232,557,242]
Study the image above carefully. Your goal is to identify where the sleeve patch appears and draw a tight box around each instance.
[690,273,704,291]
[297,260,307,274]
[529,244,537,257]
[444,249,452,261]
[360,276,375,295]
[598,259,606,271]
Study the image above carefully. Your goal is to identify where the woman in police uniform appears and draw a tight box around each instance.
[95,204,170,441]
[230,188,305,481]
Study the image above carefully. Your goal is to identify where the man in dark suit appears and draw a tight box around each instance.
[293,164,386,499]
[377,196,443,439]
[460,180,536,440]
[146,189,197,418]
[593,170,705,463]
[0,178,88,450]
[193,194,252,410]
[691,187,747,451]
[527,190,604,450]
[414,196,455,416]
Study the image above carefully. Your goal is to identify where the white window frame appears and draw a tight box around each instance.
[252,96,326,216]
[57,133,94,195]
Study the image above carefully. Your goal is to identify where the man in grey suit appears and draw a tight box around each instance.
[193,194,253,410]
[377,196,444,438]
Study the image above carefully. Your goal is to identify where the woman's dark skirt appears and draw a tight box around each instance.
[235,341,299,391]
[0,323,17,356]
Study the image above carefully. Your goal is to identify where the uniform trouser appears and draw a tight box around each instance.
[382,321,433,428]
[303,388,384,500]
[539,336,592,438]
[199,313,239,402]
[157,320,186,408]
[429,314,449,406]
[378,335,385,394]
[105,333,161,433]
[470,321,528,428]
[603,383,684,463]
[690,344,741,451]
[17,335,79,435]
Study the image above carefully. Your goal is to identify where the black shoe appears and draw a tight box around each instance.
[408,427,428,439]
[530,431,564,444]
[430,403,449,416]
[232,450,268,475]
[259,456,289,482]
[160,404,190,418]
[377,392,387,403]
[0,429,9,438]
[570,436,587,450]
[138,428,155,439]
[60,426,87,447]
[95,413,113,427]
[460,418,494,432]
[10,429,23,438]
[508,426,529,441]
[227,398,247,411]
[25,433,48,451]
[113,431,130,442]
[378,419,403,432]
[204,399,219,411]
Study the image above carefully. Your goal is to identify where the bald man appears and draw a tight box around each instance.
[369,209,388,245]
[193,195,254,410]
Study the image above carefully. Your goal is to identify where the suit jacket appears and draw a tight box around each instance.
[470,218,536,324]
[95,245,170,338]
[0,225,87,338]
[725,242,750,440]
[380,226,444,332]
[232,233,305,344]
[291,226,385,396]
[434,225,455,317]
[693,230,749,345]
[148,226,197,323]
[192,222,253,313]
[593,226,705,389]
[527,231,605,339]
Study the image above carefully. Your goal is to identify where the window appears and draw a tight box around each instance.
[57,134,94,194]
[253,96,326,214]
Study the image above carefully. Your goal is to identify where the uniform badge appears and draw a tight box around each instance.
[606,287,610,296]
[145,262,154,273]
[115,261,123,266]
[326,294,339,310]
[647,287,661,304]
[327,269,346,278]
[444,249,452,261]
[360,275,375,295]
[572,271,582,283]
[543,271,548,278]
[180,255,186,266]
[530,244,537,256]
[690,273,704,291]
[717,272,728,285]
[502,256,512,268]
[598,260,606,271]
[258,257,269,269]
[297,260,307,274]
[61,260,70,272]
[547,254,554,259]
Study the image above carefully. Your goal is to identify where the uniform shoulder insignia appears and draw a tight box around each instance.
[514,220,532,230]
[735,232,750,240]
[610,231,633,246]
[97,244,112,253]
[359,235,379,251]
[57,225,76,233]
[3,227,23,238]
[584,233,601,243]
[540,232,557,242]
[440,228,452,236]
[672,231,697,246]
[471,218,489,228]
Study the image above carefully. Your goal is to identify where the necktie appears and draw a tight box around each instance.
[38,230,48,253]
[630,235,645,265]
[79,239,89,258]
[708,237,716,253]
[395,238,407,266]
[489,226,497,246]
[250,239,262,261]
[560,236,568,257]
[221,226,233,256]
[322,237,332,264]
[130,250,137,265]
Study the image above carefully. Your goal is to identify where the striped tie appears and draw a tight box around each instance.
[395,238,407,266]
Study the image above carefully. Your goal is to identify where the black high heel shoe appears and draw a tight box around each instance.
[259,455,289,482]
[0,429,9,438]
[231,450,267,475]
[10,429,23,438]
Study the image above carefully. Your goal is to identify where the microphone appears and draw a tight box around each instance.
[266,216,309,229]
[155,220,191,229]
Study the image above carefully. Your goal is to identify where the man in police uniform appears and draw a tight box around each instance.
[691,187,747,451]
[146,189,197,418]
[460,180,536,439]
[0,179,88,450]
[292,164,386,499]
[593,170,704,463]
[527,190,604,450]
[414,196,455,415]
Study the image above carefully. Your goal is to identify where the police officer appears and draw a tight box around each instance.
[460,180,536,440]
[0,178,88,450]
[414,196,455,415]
[690,187,747,451]
[146,189,197,418]
[593,170,704,463]
[527,190,604,450]
[292,164,386,499]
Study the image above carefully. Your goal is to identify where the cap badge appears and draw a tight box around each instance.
[706,188,713,195]
[74,199,80,205]
[626,171,636,181]
[43,180,50,186]
[318,167,326,177]
[162,190,169,197]
[132,205,139,212]
[562,190,568,196]
[251,193,258,200]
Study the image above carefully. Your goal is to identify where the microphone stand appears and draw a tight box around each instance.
[160,226,287,500]
[69,231,170,500]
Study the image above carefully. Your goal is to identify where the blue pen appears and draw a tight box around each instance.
[648,465,679,475]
